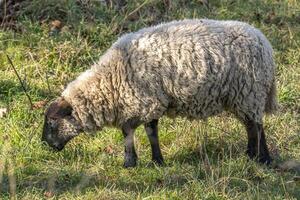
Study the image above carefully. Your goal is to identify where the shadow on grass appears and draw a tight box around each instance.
[1,137,299,199]
[0,79,53,104]
[169,138,244,166]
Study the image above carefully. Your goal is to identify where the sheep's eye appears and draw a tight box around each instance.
[48,119,57,127]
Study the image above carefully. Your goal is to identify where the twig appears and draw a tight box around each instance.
[6,55,34,109]
[111,0,150,33]
[125,0,149,21]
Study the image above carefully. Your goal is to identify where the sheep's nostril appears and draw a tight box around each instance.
[54,144,64,151]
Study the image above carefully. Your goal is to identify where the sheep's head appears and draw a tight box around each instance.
[42,98,82,151]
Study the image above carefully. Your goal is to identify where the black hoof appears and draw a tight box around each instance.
[153,157,165,166]
[246,149,256,159]
[246,150,272,165]
[258,156,272,165]
[123,157,137,168]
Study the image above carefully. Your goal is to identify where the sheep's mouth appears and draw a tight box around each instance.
[41,137,66,151]
[51,144,65,151]
[43,142,65,151]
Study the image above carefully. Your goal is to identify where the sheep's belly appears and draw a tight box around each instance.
[165,97,224,120]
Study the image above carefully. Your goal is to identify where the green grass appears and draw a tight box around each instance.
[0,0,300,199]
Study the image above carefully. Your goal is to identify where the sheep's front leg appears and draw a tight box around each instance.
[122,120,139,168]
[144,119,164,165]
[245,120,272,165]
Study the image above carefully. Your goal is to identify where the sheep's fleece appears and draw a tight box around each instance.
[62,19,277,131]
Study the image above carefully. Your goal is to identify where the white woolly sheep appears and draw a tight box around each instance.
[42,19,277,167]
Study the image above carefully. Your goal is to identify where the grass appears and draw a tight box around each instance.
[0,0,300,199]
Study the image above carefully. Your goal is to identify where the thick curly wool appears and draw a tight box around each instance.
[62,19,277,131]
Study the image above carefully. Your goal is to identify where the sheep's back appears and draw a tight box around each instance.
[115,19,275,121]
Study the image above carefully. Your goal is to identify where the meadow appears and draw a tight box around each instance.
[0,0,299,199]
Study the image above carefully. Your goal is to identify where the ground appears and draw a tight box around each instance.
[0,0,299,199]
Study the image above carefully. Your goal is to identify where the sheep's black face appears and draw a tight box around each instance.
[42,98,82,151]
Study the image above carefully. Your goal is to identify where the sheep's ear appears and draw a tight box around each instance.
[46,98,72,119]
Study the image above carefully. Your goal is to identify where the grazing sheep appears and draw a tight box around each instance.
[42,19,277,167]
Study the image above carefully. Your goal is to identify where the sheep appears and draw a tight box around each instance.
[42,19,278,167]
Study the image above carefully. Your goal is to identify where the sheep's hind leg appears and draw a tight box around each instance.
[122,119,140,168]
[144,119,164,165]
[245,119,272,165]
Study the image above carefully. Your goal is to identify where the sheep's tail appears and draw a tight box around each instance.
[265,79,278,114]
